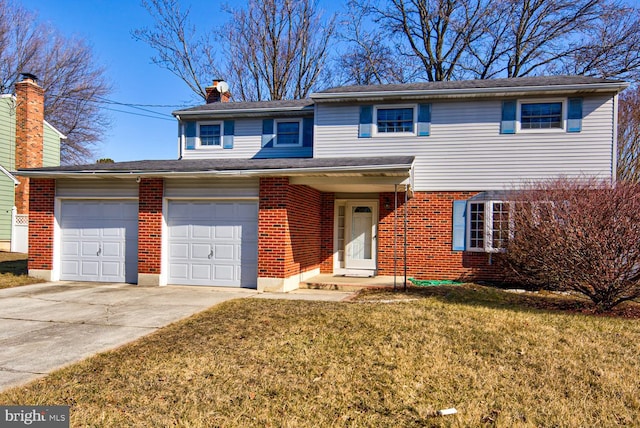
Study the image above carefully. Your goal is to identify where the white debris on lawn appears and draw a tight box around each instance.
[438,408,458,416]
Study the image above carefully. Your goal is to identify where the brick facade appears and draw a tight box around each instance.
[27,179,55,270]
[319,193,334,273]
[377,191,501,280]
[258,177,322,279]
[15,77,45,214]
[138,178,164,275]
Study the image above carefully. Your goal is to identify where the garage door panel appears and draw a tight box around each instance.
[168,200,257,287]
[60,200,138,283]
[170,243,189,258]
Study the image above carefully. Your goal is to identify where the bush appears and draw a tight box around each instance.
[502,178,640,311]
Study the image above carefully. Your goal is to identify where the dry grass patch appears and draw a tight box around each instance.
[0,252,42,289]
[1,286,639,427]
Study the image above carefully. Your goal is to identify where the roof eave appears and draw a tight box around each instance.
[311,82,629,102]
[173,105,314,119]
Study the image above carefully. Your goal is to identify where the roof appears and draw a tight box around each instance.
[311,75,628,102]
[17,156,415,179]
[174,98,314,118]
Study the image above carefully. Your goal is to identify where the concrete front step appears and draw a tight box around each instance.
[300,274,408,291]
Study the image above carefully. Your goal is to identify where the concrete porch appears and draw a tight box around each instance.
[300,274,408,291]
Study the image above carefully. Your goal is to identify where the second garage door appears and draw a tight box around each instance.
[168,201,258,287]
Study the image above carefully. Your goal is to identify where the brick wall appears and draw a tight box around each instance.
[138,178,163,275]
[15,78,45,214]
[319,193,334,273]
[258,177,322,279]
[377,191,501,280]
[28,178,55,270]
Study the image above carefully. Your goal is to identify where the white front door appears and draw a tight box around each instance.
[345,201,377,271]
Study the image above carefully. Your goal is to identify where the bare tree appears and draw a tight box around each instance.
[348,0,640,82]
[135,0,335,101]
[502,178,640,311]
[618,87,640,183]
[0,0,111,164]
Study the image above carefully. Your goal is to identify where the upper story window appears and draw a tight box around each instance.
[520,102,563,130]
[376,107,414,133]
[275,119,302,146]
[199,122,221,147]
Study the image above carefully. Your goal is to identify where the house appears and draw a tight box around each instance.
[17,76,627,291]
[0,74,64,252]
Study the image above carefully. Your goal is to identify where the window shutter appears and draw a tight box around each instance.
[452,200,467,251]
[303,117,313,147]
[185,121,196,150]
[222,120,235,149]
[261,119,275,147]
[417,103,431,136]
[501,100,517,134]
[567,98,583,132]
[359,105,373,138]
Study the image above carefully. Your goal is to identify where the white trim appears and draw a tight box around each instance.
[516,98,567,133]
[196,121,223,148]
[373,104,417,137]
[0,165,19,185]
[274,118,303,147]
[43,120,67,139]
[612,93,619,183]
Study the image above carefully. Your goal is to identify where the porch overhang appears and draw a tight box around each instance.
[16,156,415,193]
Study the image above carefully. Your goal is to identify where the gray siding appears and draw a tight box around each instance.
[164,178,259,198]
[57,179,138,198]
[314,95,615,191]
[180,118,312,160]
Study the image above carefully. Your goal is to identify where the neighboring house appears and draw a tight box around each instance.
[18,76,627,291]
[0,74,63,252]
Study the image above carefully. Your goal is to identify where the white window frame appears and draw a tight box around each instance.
[466,200,513,253]
[516,98,567,133]
[274,118,303,147]
[373,104,417,137]
[197,121,223,148]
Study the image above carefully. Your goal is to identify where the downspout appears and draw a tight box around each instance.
[404,184,408,291]
[393,184,398,291]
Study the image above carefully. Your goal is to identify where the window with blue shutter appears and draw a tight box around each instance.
[452,200,467,251]
[262,119,275,147]
[303,117,313,147]
[567,98,583,132]
[359,105,373,138]
[501,100,516,134]
[223,120,235,149]
[417,103,431,136]
[184,121,197,150]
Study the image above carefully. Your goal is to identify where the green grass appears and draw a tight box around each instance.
[1,285,639,427]
[0,252,42,289]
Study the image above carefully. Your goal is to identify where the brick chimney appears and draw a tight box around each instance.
[205,79,231,104]
[15,73,44,214]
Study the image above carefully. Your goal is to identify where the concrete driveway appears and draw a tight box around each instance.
[0,282,258,392]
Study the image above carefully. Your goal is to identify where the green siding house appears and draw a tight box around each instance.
[0,92,64,251]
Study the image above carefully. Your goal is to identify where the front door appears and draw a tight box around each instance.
[345,201,378,272]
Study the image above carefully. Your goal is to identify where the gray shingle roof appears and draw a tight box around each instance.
[314,75,626,95]
[18,156,415,175]
[174,98,313,115]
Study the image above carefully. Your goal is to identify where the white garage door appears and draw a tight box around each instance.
[168,201,258,287]
[60,200,138,283]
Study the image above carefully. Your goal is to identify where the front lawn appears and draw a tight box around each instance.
[0,252,42,289]
[1,285,639,427]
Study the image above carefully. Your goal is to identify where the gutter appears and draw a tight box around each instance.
[16,163,414,179]
[311,82,629,102]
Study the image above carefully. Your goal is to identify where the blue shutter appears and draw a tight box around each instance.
[303,117,313,147]
[359,105,373,138]
[261,119,275,148]
[501,100,517,134]
[417,103,431,136]
[452,200,467,251]
[223,120,235,149]
[567,98,583,132]
[185,121,196,150]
